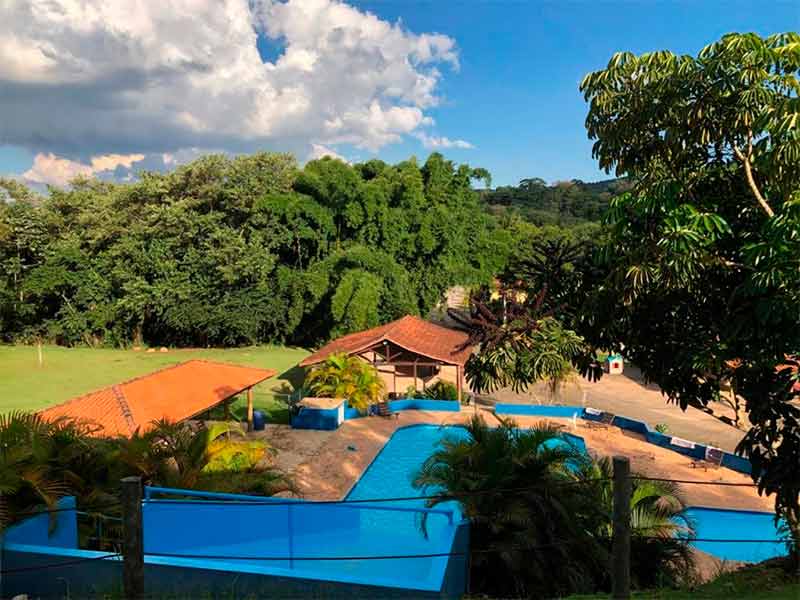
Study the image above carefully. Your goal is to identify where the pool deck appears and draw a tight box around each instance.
[288,408,772,512]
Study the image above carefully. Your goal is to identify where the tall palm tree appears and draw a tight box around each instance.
[578,457,696,588]
[305,352,385,412]
[413,415,604,598]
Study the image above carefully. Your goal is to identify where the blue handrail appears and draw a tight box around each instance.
[144,486,454,524]
[145,486,298,502]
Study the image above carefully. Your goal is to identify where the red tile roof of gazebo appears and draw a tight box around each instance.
[39,359,276,438]
[299,315,472,367]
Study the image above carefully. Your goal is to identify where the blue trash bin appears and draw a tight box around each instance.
[252,410,266,431]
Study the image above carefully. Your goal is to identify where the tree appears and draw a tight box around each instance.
[579,457,696,589]
[0,412,73,528]
[0,411,293,533]
[450,292,601,398]
[114,419,281,490]
[413,415,604,597]
[0,151,502,348]
[304,352,386,413]
[413,416,695,596]
[579,31,800,560]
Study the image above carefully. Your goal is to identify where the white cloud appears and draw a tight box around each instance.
[0,0,463,170]
[413,131,474,150]
[307,144,348,163]
[22,153,146,187]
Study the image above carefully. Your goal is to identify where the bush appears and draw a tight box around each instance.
[403,380,458,401]
[413,415,696,597]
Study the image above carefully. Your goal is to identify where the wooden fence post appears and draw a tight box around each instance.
[612,456,631,599]
[121,476,144,599]
[246,387,254,431]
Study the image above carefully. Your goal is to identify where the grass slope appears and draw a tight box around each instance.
[0,345,310,423]
[567,559,799,599]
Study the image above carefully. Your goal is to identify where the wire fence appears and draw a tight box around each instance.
[1,474,790,580]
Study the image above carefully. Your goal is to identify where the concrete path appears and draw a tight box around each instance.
[283,408,769,511]
[492,366,746,452]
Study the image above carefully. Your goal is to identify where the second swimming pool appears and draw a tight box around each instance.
[346,424,785,563]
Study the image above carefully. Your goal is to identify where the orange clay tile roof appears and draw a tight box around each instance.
[299,315,472,368]
[39,359,276,438]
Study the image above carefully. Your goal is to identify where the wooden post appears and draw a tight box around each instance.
[456,365,463,403]
[246,387,254,431]
[612,456,631,599]
[413,361,418,392]
[121,476,144,600]
[223,399,231,421]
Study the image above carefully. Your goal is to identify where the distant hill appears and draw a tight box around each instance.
[479,177,632,226]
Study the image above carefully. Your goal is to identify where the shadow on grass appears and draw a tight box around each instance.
[276,365,306,391]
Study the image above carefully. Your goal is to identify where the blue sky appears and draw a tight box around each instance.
[352,0,800,185]
[1,0,798,188]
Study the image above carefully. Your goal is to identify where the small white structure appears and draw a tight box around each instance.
[605,354,624,375]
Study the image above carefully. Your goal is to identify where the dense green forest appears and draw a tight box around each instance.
[481,176,631,225]
[0,153,512,347]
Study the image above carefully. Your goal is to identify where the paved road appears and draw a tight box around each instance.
[492,366,746,452]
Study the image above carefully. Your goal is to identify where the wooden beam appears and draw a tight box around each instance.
[413,361,418,392]
[456,365,463,404]
[246,387,254,431]
[372,360,445,367]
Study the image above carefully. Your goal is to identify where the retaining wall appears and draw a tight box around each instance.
[494,404,751,474]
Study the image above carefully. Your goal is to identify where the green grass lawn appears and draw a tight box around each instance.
[566,559,800,599]
[0,344,310,423]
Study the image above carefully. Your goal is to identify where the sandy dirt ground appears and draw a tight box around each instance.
[492,365,748,452]
[278,408,771,512]
[250,425,333,473]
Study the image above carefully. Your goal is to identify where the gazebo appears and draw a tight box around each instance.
[39,359,277,437]
[299,315,473,402]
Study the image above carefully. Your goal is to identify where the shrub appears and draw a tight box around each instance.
[304,352,386,412]
[402,380,458,401]
[413,415,696,597]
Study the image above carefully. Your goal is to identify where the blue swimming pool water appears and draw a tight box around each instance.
[347,424,587,505]
[684,507,785,563]
[345,425,587,546]
[140,423,784,595]
[347,425,785,565]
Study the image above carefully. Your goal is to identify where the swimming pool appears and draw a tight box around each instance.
[345,424,587,550]
[347,424,586,505]
[346,424,785,564]
[684,507,785,563]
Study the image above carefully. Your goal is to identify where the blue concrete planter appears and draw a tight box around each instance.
[495,403,752,475]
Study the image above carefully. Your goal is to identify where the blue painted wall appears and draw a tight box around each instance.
[291,405,341,430]
[2,496,77,548]
[294,398,461,430]
[495,404,582,418]
[496,404,752,475]
[0,547,451,599]
[386,399,460,413]
[3,487,465,599]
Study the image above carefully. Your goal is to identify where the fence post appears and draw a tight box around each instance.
[121,476,145,599]
[612,456,631,599]
[287,503,295,569]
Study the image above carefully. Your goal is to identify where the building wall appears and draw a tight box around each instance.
[375,363,466,396]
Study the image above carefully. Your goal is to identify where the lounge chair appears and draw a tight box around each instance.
[375,401,399,420]
[691,446,724,471]
[582,409,616,429]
